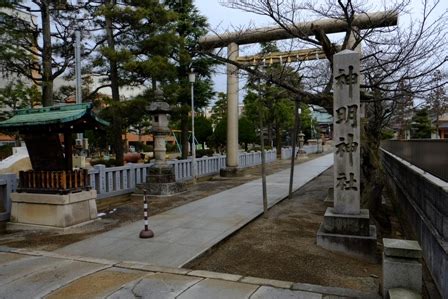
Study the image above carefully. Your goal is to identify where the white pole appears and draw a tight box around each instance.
[190,71,196,182]
[75,30,83,141]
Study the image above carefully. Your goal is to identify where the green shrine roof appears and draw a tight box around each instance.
[310,104,333,125]
[0,103,109,130]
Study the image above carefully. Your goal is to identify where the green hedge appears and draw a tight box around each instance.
[0,144,13,160]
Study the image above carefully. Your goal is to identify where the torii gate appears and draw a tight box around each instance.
[199,11,398,176]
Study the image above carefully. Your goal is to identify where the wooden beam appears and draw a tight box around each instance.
[237,48,327,65]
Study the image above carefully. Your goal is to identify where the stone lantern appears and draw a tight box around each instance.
[145,89,184,195]
[147,90,171,165]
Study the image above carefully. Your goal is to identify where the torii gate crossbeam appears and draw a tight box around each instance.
[199,11,398,176]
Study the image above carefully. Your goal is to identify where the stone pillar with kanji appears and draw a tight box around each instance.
[317,50,376,261]
[333,50,361,214]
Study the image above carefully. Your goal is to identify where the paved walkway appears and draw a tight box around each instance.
[0,247,378,299]
[57,154,333,268]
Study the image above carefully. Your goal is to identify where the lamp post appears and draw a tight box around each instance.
[188,69,196,182]
[75,30,83,143]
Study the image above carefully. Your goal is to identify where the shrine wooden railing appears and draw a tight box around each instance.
[18,169,90,194]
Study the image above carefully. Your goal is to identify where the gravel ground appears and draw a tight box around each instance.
[184,168,385,293]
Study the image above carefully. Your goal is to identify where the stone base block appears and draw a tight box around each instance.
[316,224,377,262]
[220,167,244,177]
[147,182,185,196]
[7,220,95,232]
[147,165,176,183]
[145,164,185,196]
[383,238,422,259]
[297,149,307,155]
[388,288,421,299]
[322,207,370,236]
[382,254,422,298]
[323,188,334,204]
[8,190,97,230]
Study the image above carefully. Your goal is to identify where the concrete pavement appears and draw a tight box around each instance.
[0,153,384,298]
[56,154,334,267]
[0,247,378,299]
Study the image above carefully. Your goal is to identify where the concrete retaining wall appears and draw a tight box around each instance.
[381,148,448,298]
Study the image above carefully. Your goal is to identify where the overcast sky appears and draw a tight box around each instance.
[194,0,448,102]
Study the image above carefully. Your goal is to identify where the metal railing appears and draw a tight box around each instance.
[381,139,448,182]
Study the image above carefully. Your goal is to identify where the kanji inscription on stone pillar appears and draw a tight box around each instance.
[333,50,361,215]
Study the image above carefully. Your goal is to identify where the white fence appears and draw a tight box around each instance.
[0,174,18,221]
[0,149,278,215]
[89,150,276,199]
[280,144,323,160]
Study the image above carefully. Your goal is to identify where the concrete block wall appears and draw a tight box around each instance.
[381,149,448,298]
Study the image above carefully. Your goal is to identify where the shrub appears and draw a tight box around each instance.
[166,142,178,153]
[196,149,214,158]
[90,158,118,167]
[0,144,13,160]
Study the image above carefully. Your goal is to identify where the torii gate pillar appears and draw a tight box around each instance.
[220,42,240,176]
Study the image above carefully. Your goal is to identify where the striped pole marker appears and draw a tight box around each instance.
[139,190,154,239]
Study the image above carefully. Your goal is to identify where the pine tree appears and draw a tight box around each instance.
[411,109,433,139]
[84,0,177,165]
[161,0,215,159]
[0,1,77,106]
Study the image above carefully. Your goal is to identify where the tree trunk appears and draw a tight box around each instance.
[41,1,53,107]
[181,115,189,159]
[258,109,268,216]
[275,126,282,158]
[360,114,389,230]
[267,123,273,148]
[436,114,440,139]
[105,0,123,166]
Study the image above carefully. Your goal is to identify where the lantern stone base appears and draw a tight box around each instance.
[220,167,244,177]
[146,164,184,196]
[317,207,377,262]
[8,190,97,231]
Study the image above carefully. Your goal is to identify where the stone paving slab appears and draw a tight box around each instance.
[0,248,378,299]
[0,252,24,265]
[45,267,147,299]
[176,278,259,299]
[13,262,107,297]
[0,255,65,287]
[107,272,203,299]
[0,258,109,298]
[251,286,323,299]
[57,154,333,267]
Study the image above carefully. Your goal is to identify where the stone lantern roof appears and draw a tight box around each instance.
[146,89,171,114]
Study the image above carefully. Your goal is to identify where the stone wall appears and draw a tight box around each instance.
[381,148,448,298]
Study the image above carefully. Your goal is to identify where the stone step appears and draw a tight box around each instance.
[389,288,421,299]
